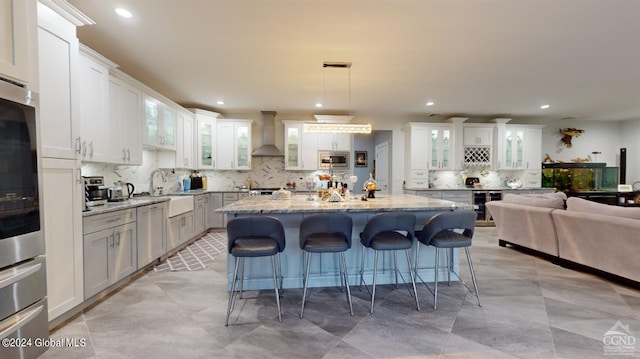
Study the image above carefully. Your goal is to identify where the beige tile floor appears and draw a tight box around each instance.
[41,227,640,358]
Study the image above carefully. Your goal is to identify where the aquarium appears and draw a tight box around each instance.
[541,163,619,192]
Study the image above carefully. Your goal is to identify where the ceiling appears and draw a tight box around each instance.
[67,0,640,125]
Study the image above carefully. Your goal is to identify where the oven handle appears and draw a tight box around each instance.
[0,262,42,291]
[0,303,44,340]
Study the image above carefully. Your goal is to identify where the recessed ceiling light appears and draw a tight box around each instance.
[115,8,133,18]
[315,103,323,108]
[540,104,550,109]
[216,100,225,105]
[426,101,435,106]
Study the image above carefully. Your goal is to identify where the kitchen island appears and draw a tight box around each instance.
[217,194,474,290]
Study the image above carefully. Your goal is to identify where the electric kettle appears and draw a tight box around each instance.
[115,181,135,198]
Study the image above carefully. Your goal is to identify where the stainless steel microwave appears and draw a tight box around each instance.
[318,151,350,169]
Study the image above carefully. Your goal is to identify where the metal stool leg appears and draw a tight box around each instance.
[405,249,420,311]
[393,251,399,288]
[370,250,379,314]
[340,252,353,316]
[271,255,282,322]
[300,251,312,318]
[434,248,439,309]
[225,256,241,326]
[239,256,245,299]
[465,247,481,307]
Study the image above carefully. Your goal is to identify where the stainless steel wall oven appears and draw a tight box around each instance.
[0,80,49,359]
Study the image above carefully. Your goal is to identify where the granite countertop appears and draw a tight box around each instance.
[215,194,474,214]
[83,196,170,217]
[82,188,253,217]
[404,187,552,191]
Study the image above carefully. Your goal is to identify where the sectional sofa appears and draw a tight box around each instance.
[486,193,640,283]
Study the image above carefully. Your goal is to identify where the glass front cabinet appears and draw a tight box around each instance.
[192,109,219,169]
[143,95,176,151]
[497,125,543,170]
[430,126,452,169]
[283,121,317,170]
[215,120,252,170]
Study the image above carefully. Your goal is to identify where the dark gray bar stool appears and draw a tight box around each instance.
[359,212,420,313]
[415,210,481,309]
[225,216,285,326]
[299,213,353,318]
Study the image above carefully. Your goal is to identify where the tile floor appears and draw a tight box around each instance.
[41,227,640,358]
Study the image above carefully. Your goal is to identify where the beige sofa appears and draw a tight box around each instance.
[486,192,565,256]
[553,197,640,283]
[487,194,640,283]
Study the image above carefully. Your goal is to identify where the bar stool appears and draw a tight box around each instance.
[299,213,353,318]
[359,212,420,313]
[225,216,285,326]
[415,210,480,309]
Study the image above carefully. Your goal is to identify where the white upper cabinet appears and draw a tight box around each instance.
[429,125,453,169]
[215,119,252,170]
[497,125,543,170]
[316,132,352,151]
[193,109,219,169]
[463,126,493,146]
[157,108,194,168]
[0,0,34,84]
[283,121,317,170]
[143,95,176,151]
[109,74,143,165]
[404,123,429,172]
[462,125,494,167]
[37,2,80,160]
[404,122,455,171]
[78,47,118,163]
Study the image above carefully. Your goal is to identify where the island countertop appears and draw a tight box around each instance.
[215,193,473,214]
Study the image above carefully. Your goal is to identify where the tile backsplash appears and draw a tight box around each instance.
[81,150,328,194]
[428,168,528,189]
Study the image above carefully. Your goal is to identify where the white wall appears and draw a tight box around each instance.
[514,118,622,166]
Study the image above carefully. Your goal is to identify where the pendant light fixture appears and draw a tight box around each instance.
[305,62,372,134]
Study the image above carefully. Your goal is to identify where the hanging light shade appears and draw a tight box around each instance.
[305,62,372,134]
[303,122,372,134]
[304,115,372,134]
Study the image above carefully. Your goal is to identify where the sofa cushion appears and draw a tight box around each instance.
[566,197,640,220]
[502,193,565,209]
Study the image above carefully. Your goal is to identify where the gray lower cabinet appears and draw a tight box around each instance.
[441,190,472,204]
[83,209,137,299]
[194,194,206,234]
[167,211,194,251]
[137,203,167,269]
[209,193,224,228]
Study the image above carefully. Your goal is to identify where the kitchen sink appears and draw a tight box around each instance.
[167,195,194,217]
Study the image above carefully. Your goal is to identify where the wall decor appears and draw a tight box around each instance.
[355,151,367,167]
[559,128,584,148]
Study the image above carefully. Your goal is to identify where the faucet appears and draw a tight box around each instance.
[151,169,166,196]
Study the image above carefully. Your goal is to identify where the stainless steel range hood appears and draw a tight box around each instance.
[251,111,284,157]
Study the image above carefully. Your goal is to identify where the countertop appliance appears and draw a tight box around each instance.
[465,177,480,188]
[109,181,134,201]
[83,176,108,207]
[0,80,49,359]
[107,186,126,202]
[318,151,350,169]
